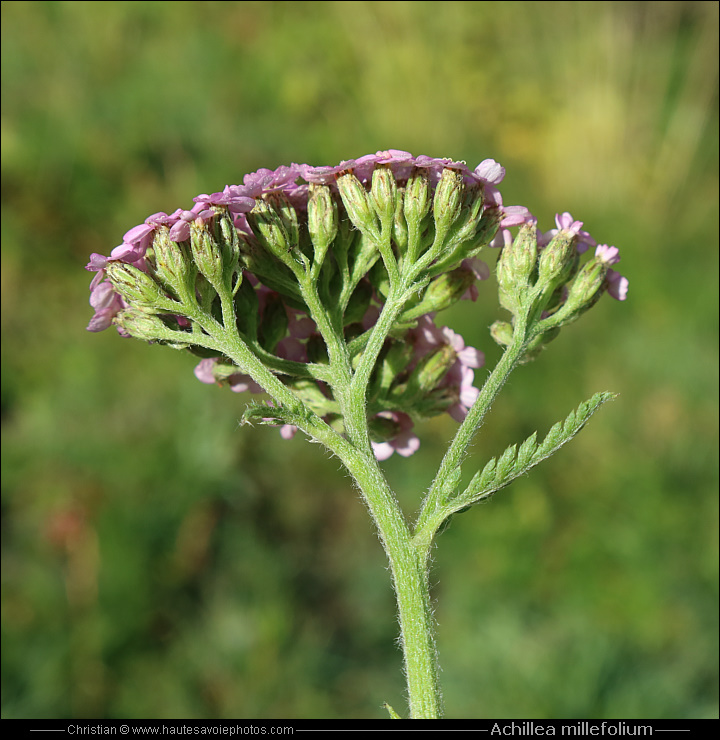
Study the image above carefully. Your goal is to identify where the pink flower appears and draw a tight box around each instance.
[354,150,416,182]
[279,425,298,440]
[489,228,515,249]
[86,271,126,332]
[193,358,264,393]
[595,244,620,266]
[545,212,596,253]
[299,161,356,184]
[500,205,533,228]
[193,358,219,384]
[606,269,629,301]
[193,188,255,214]
[473,159,505,185]
[371,412,421,461]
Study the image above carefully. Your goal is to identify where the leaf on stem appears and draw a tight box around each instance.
[419,391,617,540]
[457,391,616,508]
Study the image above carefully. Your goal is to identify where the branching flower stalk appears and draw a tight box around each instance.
[85,150,628,719]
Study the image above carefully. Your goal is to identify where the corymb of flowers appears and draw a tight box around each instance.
[85,149,628,719]
[86,150,627,460]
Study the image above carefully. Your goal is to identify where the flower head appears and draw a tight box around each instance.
[85,150,625,462]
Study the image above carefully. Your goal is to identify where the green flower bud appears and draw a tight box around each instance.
[562,258,609,316]
[426,267,477,311]
[536,230,578,294]
[490,320,514,348]
[496,223,538,315]
[105,261,167,311]
[153,227,196,298]
[518,327,560,364]
[433,168,465,235]
[375,340,415,394]
[407,344,456,397]
[410,387,456,419]
[370,165,398,226]
[113,308,170,342]
[273,195,300,256]
[473,206,502,248]
[400,266,477,322]
[193,273,218,313]
[246,199,298,271]
[190,221,224,288]
[392,196,409,255]
[445,182,485,248]
[387,343,457,409]
[404,168,431,232]
[337,172,380,240]
[216,207,241,281]
[307,184,338,268]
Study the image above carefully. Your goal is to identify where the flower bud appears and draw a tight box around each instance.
[374,340,415,394]
[337,172,380,240]
[274,196,300,255]
[113,308,169,342]
[246,199,298,271]
[496,223,539,315]
[288,378,338,416]
[404,168,431,231]
[153,227,195,298]
[473,206,502,248]
[370,165,398,226]
[496,223,538,290]
[402,266,477,321]
[190,221,224,287]
[561,257,609,317]
[217,207,241,280]
[368,413,403,443]
[445,182,485,248]
[490,320,514,348]
[105,261,166,311]
[433,168,465,235]
[307,184,338,267]
[407,344,456,397]
[536,229,578,294]
[392,198,408,255]
[518,327,560,364]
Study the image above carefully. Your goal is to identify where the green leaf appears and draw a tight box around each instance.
[445,391,616,518]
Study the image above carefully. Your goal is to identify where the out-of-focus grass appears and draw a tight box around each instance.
[1,0,717,719]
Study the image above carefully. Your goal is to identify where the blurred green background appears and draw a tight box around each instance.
[2,0,717,720]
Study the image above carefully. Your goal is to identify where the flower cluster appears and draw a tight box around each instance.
[489,210,628,362]
[490,211,628,302]
[85,150,627,459]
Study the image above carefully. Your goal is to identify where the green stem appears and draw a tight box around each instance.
[206,286,442,718]
[417,323,529,537]
[312,433,443,719]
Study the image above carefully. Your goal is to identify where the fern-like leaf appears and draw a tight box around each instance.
[451,391,616,513]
